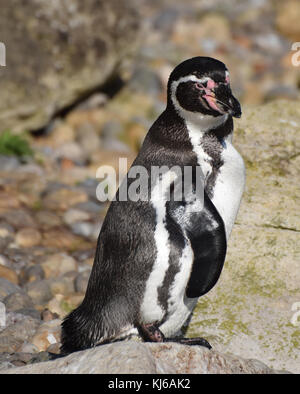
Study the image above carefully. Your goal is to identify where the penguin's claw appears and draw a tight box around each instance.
[138,324,211,349]
[166,337,212,349]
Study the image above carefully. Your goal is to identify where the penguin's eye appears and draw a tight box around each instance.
[195,82,207,90]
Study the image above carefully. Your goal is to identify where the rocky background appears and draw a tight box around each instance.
[0,0,299,374]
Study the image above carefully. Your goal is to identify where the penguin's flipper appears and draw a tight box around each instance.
[167,191,227,298]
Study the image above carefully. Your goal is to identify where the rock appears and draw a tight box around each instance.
[1,210,36,229]
[63,209,91,226]
[15,228,42,248]
[0,342,287,374]
[54,142,86,164]
[0,312,40,353]
[41,229,86,250]
[18,343,39,354]
[25,280,52,305]
[0,0,141,133]
[35,210,62,230]
[41,309,59,322]
[0,156,20,171]
[76,122,102,156]
[48,276,75,296]
[0,278,21,302]
[74,270,91,293]
[0,265,18,284]
[19,265,45,285]
[41,253,78,279]
[187,100,300,374]
[30,319,61,352]
[276,0,300,41]
[15,308,41,321]
[3,292,34,311]
[43,188,88,211]
[69,222,95,238]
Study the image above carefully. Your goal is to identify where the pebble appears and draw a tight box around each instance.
[70,222,95,238]
[49,276,75,296]
[41,253,78,279]
[30,319,61,352]
[0,313,40,353]
[19,264,45,285]
[3,292,34,311]
[15,228,42,248]
[35,210,62,229]
[1,209,36,229]
[0,265,18,284]
[18,343,39,354]
[0,155,20,171]
[76,122,102,156]
[74,270,91,293]
[41,308,59,322]
[43,188,88,211]
[25,280,53,305]
[0,278,21,302]
[63,209,91,226]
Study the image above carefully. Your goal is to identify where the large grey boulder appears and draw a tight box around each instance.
[0,0,140,133]
[0,342,285,374]
[186,100,300,374]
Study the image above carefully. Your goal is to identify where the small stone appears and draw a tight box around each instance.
[0,223,15,238]
[63,209,91,226]
[3,292,34,311]
[19,264,45,285]
[17,343,39,354]
[41,308,59,322]
[1,209,36,229]
[42,229,85,249]
[74,270,91,293]
[46,342,61,354]
[41,253,78,279]
[46,294,66,318]
[15,228,42,248]
[0,155,20,171]
[15,308,41,320]
[30,319,61,352]
[0,313,40,353]
[35,210,62,230]
[49,276,75,296]
[70,222,94,238]
[0,278,21,302]
[76,122,101,156]
[54,142,86,164]
[43,188,88,211]
[25,280,52,305]
[0,265,18,284]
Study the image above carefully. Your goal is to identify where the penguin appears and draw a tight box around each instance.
[61,56,245,354]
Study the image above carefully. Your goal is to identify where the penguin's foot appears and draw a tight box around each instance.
[138,323,165,342]
[138,324,211,349]
[165,337,212,349]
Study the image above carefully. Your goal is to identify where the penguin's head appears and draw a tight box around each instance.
[168,57,241,125]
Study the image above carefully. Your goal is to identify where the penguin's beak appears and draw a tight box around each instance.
[213,83,242,118]
[202,83,242,118]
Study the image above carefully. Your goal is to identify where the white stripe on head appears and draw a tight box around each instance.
[170,75,228,132]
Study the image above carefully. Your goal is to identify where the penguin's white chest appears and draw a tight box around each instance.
[210,141,245,238]
[186,122,245,239]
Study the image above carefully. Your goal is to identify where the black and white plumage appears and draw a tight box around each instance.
[61,56,245,354]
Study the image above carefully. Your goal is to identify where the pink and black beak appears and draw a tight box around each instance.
[198,79,242,118]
